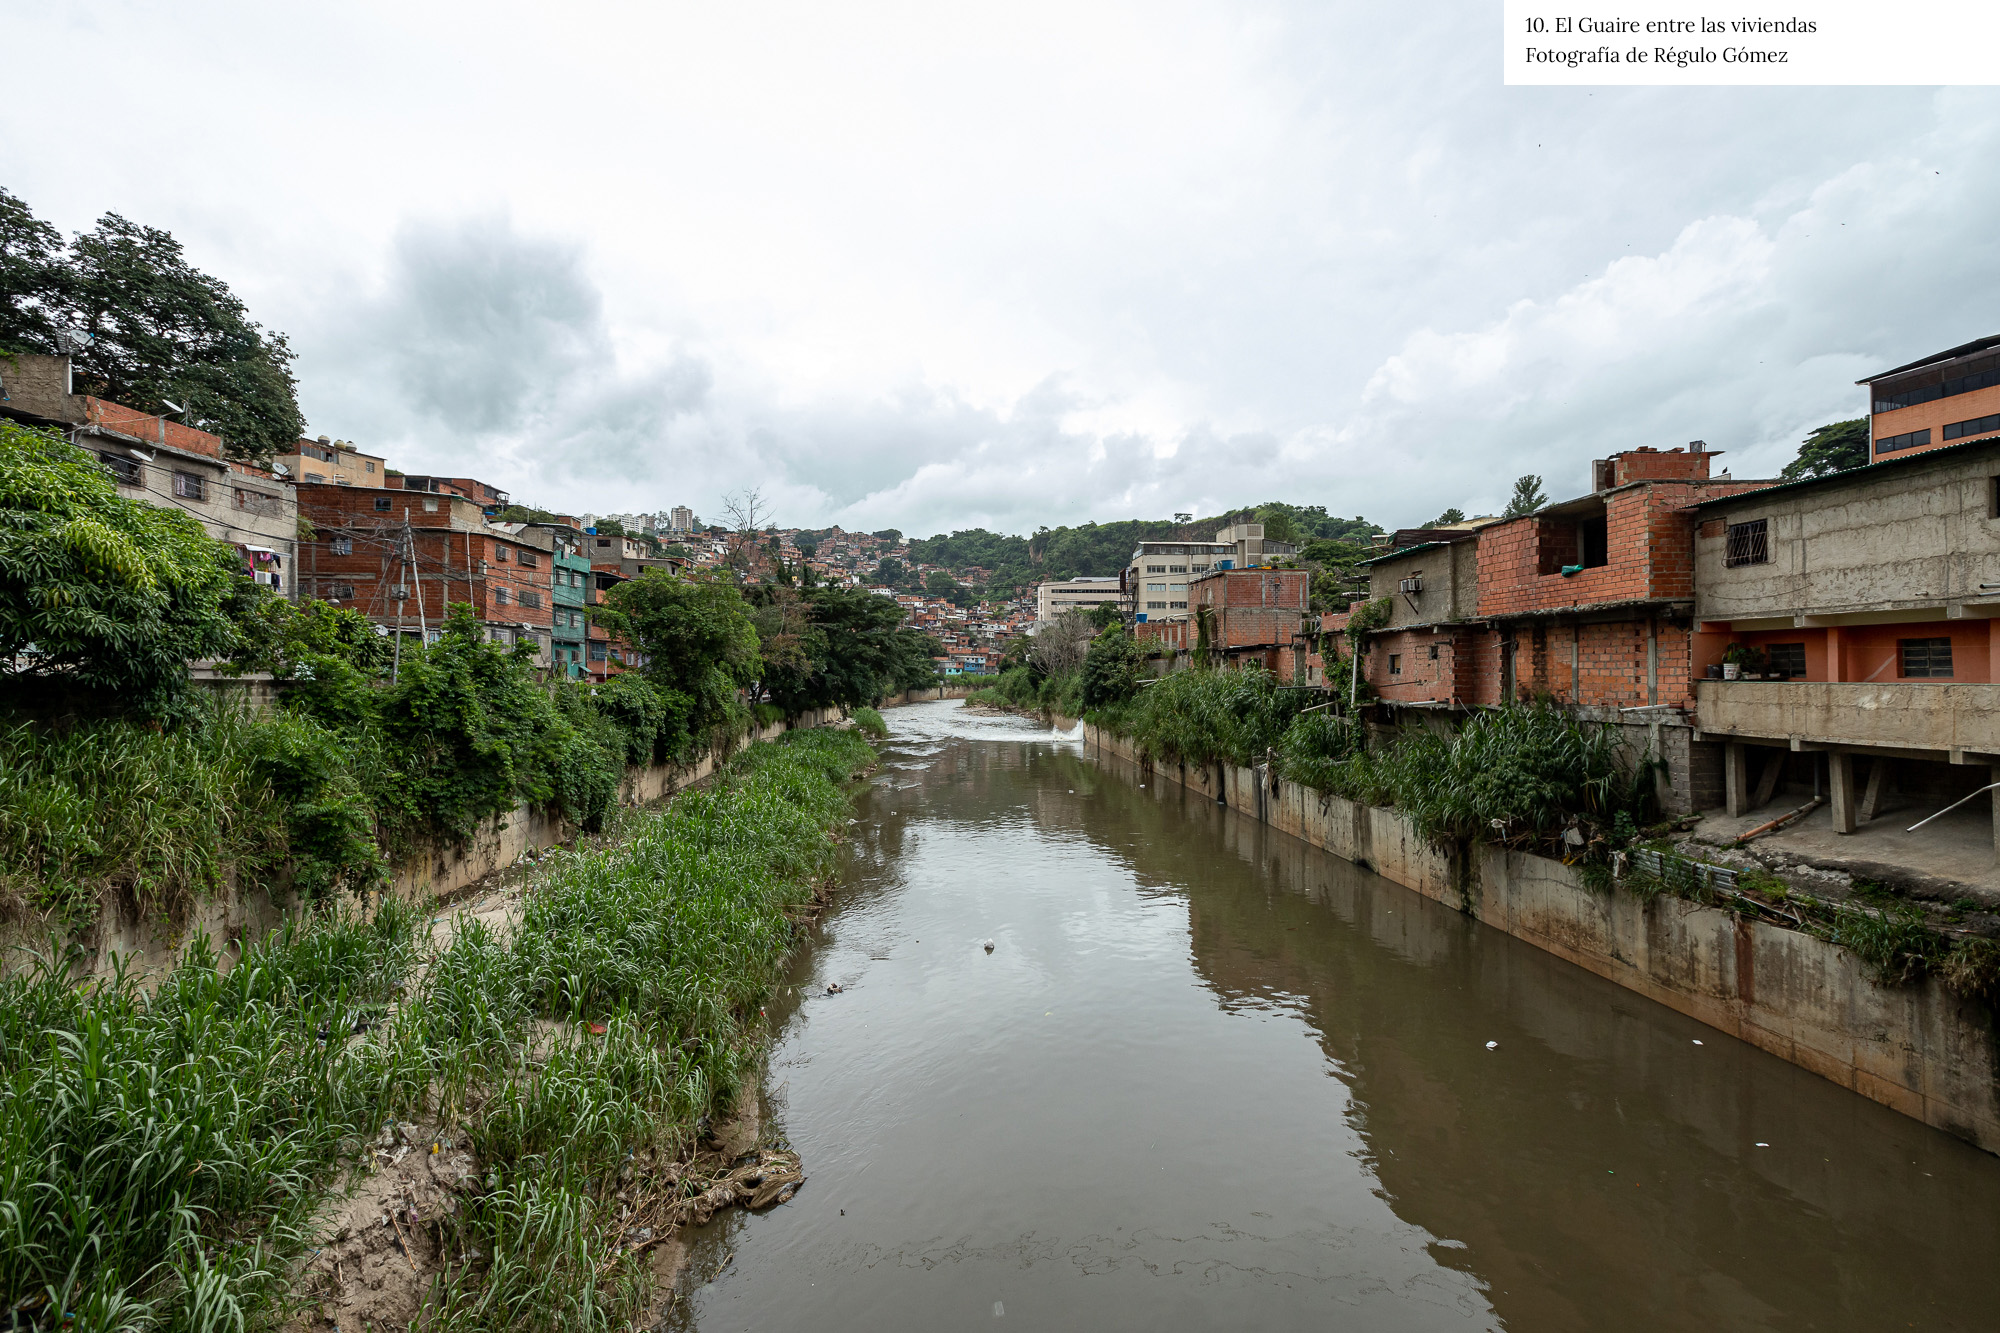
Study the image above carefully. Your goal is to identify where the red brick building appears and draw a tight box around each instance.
[1354,446,1773,811]
[1189,567,1312,680]
[295,485,556,661]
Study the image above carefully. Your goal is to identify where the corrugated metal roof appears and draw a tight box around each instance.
[1856,333,2000,384]
[1691,432,2000,510]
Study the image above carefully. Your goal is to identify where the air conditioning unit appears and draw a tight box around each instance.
[1399,576,1423,594]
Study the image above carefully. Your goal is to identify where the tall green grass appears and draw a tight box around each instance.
[0,897,425,1330]
[850,706,888,740]
[0,727,874,1331]
[965,666,1082,716]
[0,701,384,929]
[1092,665,1309,767]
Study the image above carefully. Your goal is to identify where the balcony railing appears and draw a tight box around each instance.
[1695,679,2000,755]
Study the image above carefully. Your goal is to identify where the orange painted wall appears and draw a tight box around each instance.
[1869,382,2000,461]
[1694,621,1995,683]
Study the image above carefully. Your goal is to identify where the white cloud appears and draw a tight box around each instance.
[5,3,1996,535]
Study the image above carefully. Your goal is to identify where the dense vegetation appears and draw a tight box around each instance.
[0,728,874,1331]
[0,423,935,930]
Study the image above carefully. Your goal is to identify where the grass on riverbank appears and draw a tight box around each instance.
[0,727,874,1332]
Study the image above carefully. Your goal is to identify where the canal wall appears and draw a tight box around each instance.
[1084,723,2000,1154]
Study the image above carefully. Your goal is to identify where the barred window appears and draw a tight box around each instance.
[328,537,353,555]
[1900,637,1953,679]
[99,452,140,484]
[518,590,542,609]
[1724,518,1769,567]
[1766,642,1807,678]
[494,588,510,606]
[517,550,539,568]
[172,471,206,500]
[374,497,392,511]
[329,583,355,600]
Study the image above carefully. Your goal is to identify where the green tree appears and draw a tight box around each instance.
[1254,506,1300,543]
[874,556,906,586]
[1501,475,1547,518]
[1080,625,1144,708]
[1422,507,1466,528]
[596,571,761,730]
[42,207,306,461]
[0,186,66,354]
[0,421,240,715]
[1779,418,1870,481]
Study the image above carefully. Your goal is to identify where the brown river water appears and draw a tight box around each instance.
[676,701,2000,1331]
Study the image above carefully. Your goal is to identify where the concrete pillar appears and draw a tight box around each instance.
[1725,742,1749,817]
[1826,626,1844,683]
[1829,751,1856,834]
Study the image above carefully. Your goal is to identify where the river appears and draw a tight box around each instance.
[678,700,2000,1331]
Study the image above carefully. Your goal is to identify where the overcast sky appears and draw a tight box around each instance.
[7,2,1997,535]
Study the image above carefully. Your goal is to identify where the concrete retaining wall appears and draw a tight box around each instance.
[1085,724,2000,1153]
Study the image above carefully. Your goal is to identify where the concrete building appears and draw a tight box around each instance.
[1351,520,1498,709]
[1688,434,2000,844]
[0,353,298,595]
[274,437,387,488]
[1859,334,2000,465]
[534,524,592,679]
[1036,577,1124,626]
[668,505,696,533]
[1213,519,1300,571]
[1120,541,1233,623]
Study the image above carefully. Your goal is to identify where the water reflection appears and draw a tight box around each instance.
[681,703,2000,1332]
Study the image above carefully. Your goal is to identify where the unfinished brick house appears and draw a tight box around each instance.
[1188,567,1312,680]
[295,485,556,663]
[1353,520,1493,711]
[1356,445,1772,812]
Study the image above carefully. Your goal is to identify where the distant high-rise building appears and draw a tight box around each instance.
[668,505,696,533]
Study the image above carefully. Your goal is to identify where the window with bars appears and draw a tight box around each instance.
[1724,518,1769,567]
[374,497,392,511]
[1766,642,1807,678]
[328,537,353,555]
[99,452,140,484]
[517,550,539,568]
[494,588,510,606]
[172,471,206,500]
[518,590,542,609]
[328,583,355,600]
[1900,638,1954,678]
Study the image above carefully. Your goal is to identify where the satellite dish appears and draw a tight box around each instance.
[271,462,290,477]
[128,447,155,463]
[162,398,187,416]
[54,328,93,354]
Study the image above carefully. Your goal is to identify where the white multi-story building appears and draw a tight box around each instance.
[1035,577,1125,628]
[668,505,695,533]
[1120,522,1300,623]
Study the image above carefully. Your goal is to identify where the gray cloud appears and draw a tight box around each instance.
[19,4,1987,536]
